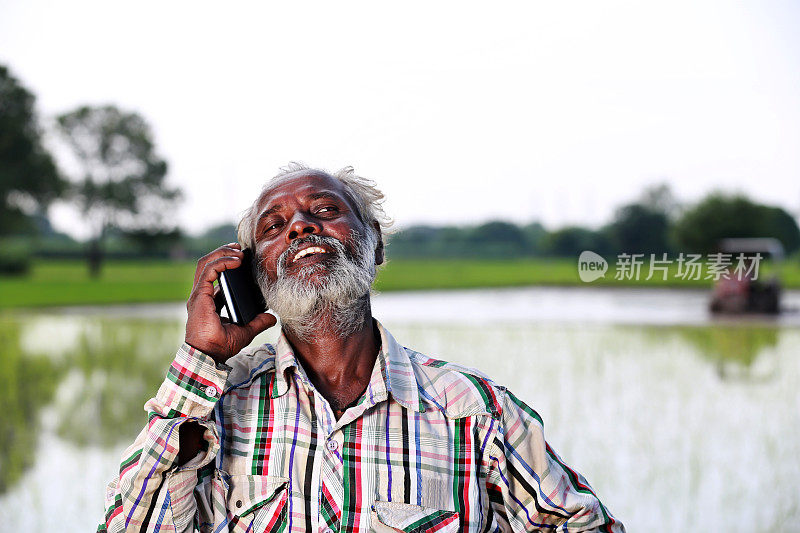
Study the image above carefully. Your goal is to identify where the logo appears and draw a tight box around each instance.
[578,250,608,282]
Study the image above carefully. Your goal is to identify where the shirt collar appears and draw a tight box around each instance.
[376,320,425,412]
[271,332,303,398]
[270,319,424,413]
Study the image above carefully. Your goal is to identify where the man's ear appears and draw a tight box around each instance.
[372,221,385,265]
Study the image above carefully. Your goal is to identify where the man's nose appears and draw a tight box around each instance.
[286,213,322,243]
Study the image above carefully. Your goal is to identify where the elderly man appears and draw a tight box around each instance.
[99,163,623,532]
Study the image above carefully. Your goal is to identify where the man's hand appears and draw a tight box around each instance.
[185,243,277,362]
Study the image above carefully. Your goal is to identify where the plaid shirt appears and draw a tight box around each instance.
[99,321,623,532]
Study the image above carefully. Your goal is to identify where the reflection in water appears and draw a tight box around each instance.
[0,313,183,496]
[389,322,800,531]
[669,325,780,382]
[0,319,59,494]
[1,302,799,531]
[52,319,182,447]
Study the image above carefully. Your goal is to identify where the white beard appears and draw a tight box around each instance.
[256,230,378,341]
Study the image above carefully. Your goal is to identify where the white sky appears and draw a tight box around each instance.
[1,1,799,239]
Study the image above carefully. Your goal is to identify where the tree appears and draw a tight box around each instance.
[673,193,800,254]
[544,226,613,257]
[522,222,548,255]
[639,183,679,219]
[608,183,676,254]
[467,220,530,258]
[0,64,64,236]
[609,204,671,254]
[56,105,181,276]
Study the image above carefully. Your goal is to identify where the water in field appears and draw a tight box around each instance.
[1,287,799,532]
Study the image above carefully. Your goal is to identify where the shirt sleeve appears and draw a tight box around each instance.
[485,389,625,532]
[98,343,230,533]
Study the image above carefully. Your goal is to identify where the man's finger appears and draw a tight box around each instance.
[213,286,226,314]
[193,245,244,286]
[243,312,278,337]
[188,256,243,303]
[198,256,242,286]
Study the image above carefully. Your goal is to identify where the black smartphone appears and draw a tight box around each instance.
[218,248,268,325]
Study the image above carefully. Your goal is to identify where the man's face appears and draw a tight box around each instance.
[250,172,382,338]
[252,172,381,284]
[251,171,386,326]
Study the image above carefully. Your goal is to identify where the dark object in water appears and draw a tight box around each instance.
[709,238,783,315]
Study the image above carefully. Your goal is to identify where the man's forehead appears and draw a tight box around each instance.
[256,172,350,212]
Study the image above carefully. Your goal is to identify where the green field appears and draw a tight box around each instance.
[0,261,196,308]
[0,258,797,309]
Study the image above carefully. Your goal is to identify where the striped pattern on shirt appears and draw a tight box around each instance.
[99,321,623,532]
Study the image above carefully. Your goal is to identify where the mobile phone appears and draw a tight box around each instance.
[218,248,268,325]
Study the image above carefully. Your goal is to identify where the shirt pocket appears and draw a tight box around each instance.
[226,474,289,532]
[371,501,460,533]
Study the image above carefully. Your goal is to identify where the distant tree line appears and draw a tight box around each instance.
[26,220,236,262]
[386,184,800,259]
[3,62,799,275]
[28,182,799,265]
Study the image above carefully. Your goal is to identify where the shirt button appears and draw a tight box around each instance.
[236,499,243,509]
[322,528,334,533]
[326,439,338,452]
[206,385,218,397]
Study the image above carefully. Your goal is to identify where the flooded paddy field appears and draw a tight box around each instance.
[2,287,798,531]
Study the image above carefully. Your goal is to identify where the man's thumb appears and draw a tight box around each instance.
[245,312,278,337]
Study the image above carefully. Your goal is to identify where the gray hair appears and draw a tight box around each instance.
[237,162,392,250]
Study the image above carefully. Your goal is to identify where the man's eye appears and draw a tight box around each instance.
[317,205,338,214]
[263,222,282,234]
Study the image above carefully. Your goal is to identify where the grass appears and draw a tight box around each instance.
[373,258,714,291]
[0,260,196,308]
[0,257,796,309]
